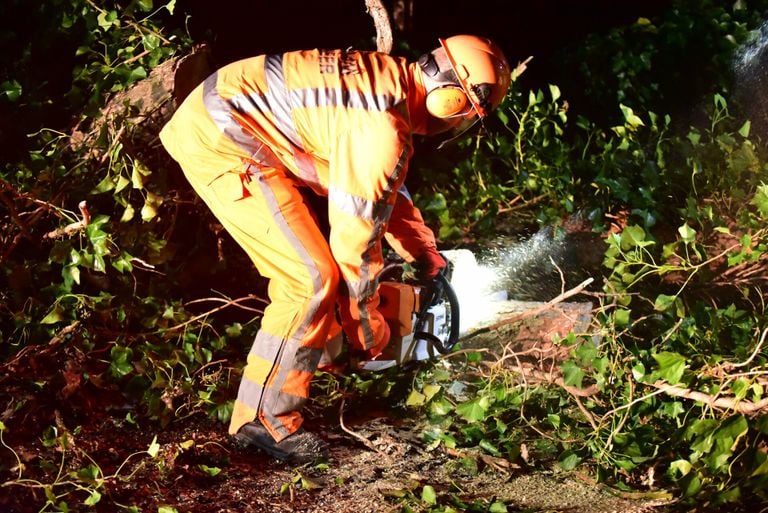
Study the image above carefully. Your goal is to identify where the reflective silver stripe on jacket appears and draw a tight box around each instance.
[203,54,399,185]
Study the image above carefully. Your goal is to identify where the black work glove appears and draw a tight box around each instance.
[411,247,446,282]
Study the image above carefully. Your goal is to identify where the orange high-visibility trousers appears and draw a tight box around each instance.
[161,49,439,442]
[181,159,344,441]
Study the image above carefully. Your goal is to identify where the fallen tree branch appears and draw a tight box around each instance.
[0,321,81,379]
[464,277,594,339]
[505,364,600,398]
[650,380,768,416]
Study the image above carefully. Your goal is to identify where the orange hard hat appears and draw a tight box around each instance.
[439,35,511,119]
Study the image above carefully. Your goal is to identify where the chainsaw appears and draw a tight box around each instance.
[354,254,461,371]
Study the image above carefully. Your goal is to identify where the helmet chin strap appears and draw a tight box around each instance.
[436,116,483,150]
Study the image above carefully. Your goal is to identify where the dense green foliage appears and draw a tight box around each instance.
[1,0,768,511]
[405,2,768,509]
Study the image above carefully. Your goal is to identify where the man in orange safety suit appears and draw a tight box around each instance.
[160,35,510,463]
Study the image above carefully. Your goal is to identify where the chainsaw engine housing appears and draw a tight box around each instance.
[357,277,457,371]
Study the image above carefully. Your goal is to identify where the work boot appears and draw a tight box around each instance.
[232,422,328,464]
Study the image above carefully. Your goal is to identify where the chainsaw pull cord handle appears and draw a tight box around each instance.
[413,268,461,355]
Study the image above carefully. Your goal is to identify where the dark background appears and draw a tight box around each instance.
[182,0,672,88]
[0,0,673,164]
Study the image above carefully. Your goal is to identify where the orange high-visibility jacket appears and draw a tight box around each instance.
[161,49,437,347]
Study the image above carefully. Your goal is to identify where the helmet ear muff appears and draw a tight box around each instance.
[425,87,469,118]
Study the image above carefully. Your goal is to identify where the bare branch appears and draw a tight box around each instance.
[465,277,594,337]
[365,0,393,54]
[650,380,768,416]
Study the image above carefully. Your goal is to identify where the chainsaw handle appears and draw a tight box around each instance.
[414,269,460,354]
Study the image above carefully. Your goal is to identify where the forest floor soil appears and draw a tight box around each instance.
[0,300,679,513]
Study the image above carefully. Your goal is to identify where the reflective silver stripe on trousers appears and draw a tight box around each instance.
[234,163,328,439]
[349,144,410,347]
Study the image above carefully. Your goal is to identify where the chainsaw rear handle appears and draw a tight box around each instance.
[413,266,461,355]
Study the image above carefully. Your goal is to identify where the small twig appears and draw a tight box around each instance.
[338,398,391,460]
[512,56,534,81]
[191,359,228,376]
[725,326,768,370]
[572,393,598,430]
[44,201,91,239]
[550,256,566,296]
[441,347,491,359]
[600,384,670,418]
[165,295,267,332]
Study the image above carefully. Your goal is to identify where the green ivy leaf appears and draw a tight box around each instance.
[677,223,696,243]
[455,397,487,422]
[97,10,119,30]
[84,490,102,506]
[225,323,243,338]
[751,183,768,219]
[549,84,561,102]
[489,502,508,513]
[561,360,585,388]
[620,104,645,128]
[141,191,163,221]
[1,79,22,102]
[652,351,686,384]
[620,225,653,249]
[558,449,582,470]
[631,362,646,381]
[479,439,502,457]
[613,308,630,327]
[147,436,160,457]
[669,459,692,478]
[751,458,768,477]
[422,384,441,401]
[127,66,147,85]
[654,294,676,312]
[198,464,221,477]
[109,346,134,377]
[738,120,751,137]
[682,474,702,497]
[300,475,324,490]
[428,397,454,417]
[421,485,437,505]
[41,305,65,324]
[730,379,750,401]
[406,389,426,407]
[120,204,135,222]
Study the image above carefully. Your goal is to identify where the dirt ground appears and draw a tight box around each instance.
[0,406,673,513]
[0,300,678,513]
